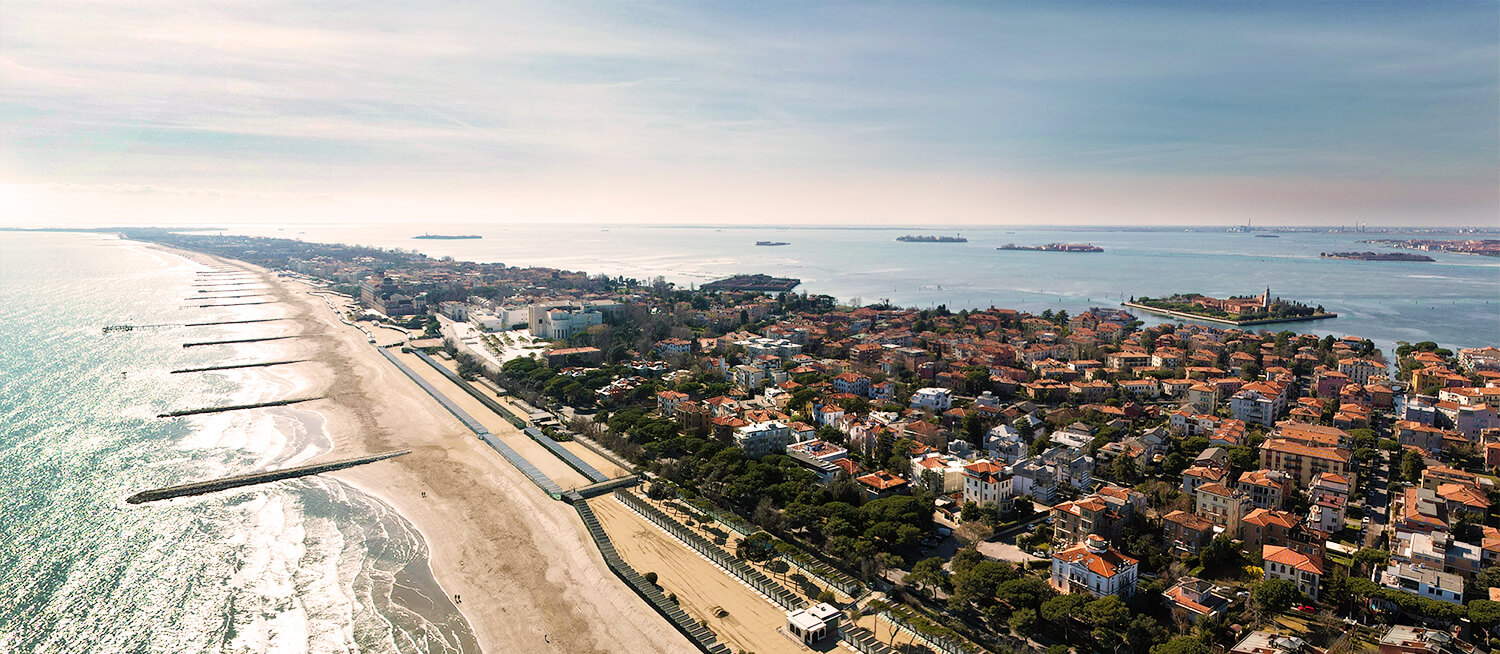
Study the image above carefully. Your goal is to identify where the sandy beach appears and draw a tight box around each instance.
[157,245,696,654]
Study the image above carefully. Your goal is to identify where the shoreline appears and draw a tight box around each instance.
[1121,301,1338,327]
[141,239,695,654]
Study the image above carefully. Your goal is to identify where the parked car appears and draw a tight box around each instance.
[1296,605,1317,614]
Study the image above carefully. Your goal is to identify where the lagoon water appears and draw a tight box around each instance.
[223,223,1500,351]
[0,233,471,653]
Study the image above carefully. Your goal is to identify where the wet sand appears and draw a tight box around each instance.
[156,246,696,654]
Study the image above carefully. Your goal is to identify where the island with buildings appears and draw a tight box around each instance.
[1124,289,1336,326]
[755,240,790,247]
[413,234,482,240]
[1320,251,1434,262]
[1363,238,1500,257]
[896,234,967,243]
[112,228,1500,654]
[997,243,1104,253]
[698,273,801,292]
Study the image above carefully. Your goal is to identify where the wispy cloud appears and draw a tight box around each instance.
[1,0,1495,225]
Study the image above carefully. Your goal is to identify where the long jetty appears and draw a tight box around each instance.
[158,396,324,418]
[184,294,266,301]
[170,360,309,374]
[191,301,278,308]
[183,335,305,348]
[183,318,286,327]
[126,450,409,504]
[191,281,261,287]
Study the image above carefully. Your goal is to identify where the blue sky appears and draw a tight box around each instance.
[1,1,1496,225]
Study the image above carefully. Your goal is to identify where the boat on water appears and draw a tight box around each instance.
[1254,234,1280,238]
[755,241,790,246]
[897,234,967,243]
[413,234,482,240]
[997,243,1103,253]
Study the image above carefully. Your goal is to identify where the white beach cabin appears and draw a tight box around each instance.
[785,603,839,644]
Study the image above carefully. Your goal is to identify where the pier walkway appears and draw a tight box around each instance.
[170,360,308,374]
[158,396,324,418]
[127,450,409,504]
[377,347,565,498]
[183,335,302,348]
[409,350,610,483]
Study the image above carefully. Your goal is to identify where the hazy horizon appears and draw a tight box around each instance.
[3,1,1497,228]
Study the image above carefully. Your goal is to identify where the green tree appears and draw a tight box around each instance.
[1468,600,1500,630]
[906,557,949,597]
[1040,594,1089,640]
[1008,608,1040,636]
[1401,450,1426,484]
[995,576,1055,611]
[1352,548,1390,577]
[1199,534,1237,572]
[950,547,984,576]
[736,532,778,563]
[1474,565,1500,592]
[1126,614,1168,654]
[1151,636,1209,654]
[1086,596,1132,649]
[1252,578,1300,615]
[949,560,1012,612]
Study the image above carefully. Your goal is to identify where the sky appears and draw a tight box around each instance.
[1,1,1497,227]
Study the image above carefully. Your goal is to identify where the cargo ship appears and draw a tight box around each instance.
[897,234,967,243]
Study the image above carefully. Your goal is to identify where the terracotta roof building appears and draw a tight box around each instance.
[1051,535,1139,599]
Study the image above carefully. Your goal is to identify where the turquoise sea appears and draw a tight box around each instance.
[0,233,472,653]
[222,223,1500,351]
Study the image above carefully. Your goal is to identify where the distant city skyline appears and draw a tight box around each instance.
[2,1,1496,227]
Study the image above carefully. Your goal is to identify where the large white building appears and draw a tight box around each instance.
[910,387,953,411]
[1051,535,1139,599]
[734,421,794,458]
[961,460,1013,508]
[911,453,968,494]
[531,306,603,339]
[1230,382,1287,427]
[1377,563,1463,606]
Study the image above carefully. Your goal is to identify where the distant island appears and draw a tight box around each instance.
[754,241,789,247]
[700,274,801,292]
[1124,289,1336,326]
[1254,234,1280,238]
[413,234,482,240]
[1321,251,1433,262]
[1362,238,1500,258]
[897,234,967,243]
[997,243,1103,253]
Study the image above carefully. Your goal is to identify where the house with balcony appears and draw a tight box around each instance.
[1164,510,1216,553]
[911,452,967,494]
[733,421,794,458]
[1051,535,1139,599]
[961,459,1013,508]
[1376,563,1463,606]
[1262,545,1323,601]
[1196,483,1253,537]
[1237,469,1291,510]
[910,387,953,411]
[1165,577,1231,625]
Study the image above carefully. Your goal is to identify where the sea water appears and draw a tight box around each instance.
[0,233,474,653]
[221,222,1500,351]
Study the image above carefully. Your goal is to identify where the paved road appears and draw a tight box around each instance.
[1363,458,1392,549]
